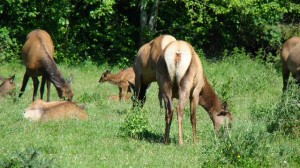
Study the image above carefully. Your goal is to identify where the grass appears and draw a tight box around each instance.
[0,50,299,167]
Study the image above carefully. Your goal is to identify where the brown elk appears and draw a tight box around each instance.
[24,99,88,122]
[156,40,232,145]
[99,67,135,101]
[133,35,176,107]
[281,37,300,91]
[0,74,16,97]
[19,29,73,102]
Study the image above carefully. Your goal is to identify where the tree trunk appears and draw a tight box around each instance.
[139,0,160,46]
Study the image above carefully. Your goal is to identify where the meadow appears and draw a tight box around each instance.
[0,49,299,167]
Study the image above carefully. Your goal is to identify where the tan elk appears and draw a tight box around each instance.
[156,40,232,145]
[24,99,88,122]
[99,67,135,101]
[0,74,16,97]
[281,37,300,91]
[19,29,73,102]
[133,35,176,107]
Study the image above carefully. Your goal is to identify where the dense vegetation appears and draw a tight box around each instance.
[1,0,300,66]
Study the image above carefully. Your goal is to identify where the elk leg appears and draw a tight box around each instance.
[120,83,129,101]
[46,79,51,102]
[177,89,190,145]
[282,61,290,91]
[118,87,122,101]
[164,94,173,144]
[40,75,46,100]
[19,73,30,98]
[138,83,149,107]
[32,76,39,101]
[190,95,199,144]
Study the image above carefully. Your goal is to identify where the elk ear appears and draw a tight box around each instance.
[10,74,15,80]
[9,74,15,83]
[0,76,4,82]
[79,104,86,110]
[222,101,228,110]
[68,74,74,84]
[106,70,111,73]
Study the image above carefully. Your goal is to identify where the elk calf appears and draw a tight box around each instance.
[281,37,300,91]
[99,67,135,101]
[0,74,16,97]
[156,40,232,145]
[19,29,73,101]
[24,99,88,122]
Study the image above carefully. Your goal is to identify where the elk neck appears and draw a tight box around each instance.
[199,76,222,114]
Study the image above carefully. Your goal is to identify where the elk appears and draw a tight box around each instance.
[24,99,88,122]
[133,34,176,108]
[99,67,135,101]
[0,74,16,97]
[281,37,300,91]
[19,29,73,102]
[156,40,232,145]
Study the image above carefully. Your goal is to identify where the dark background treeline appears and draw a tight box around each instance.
[1,0,300,67]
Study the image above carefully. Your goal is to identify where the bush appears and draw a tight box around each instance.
[0,27,20,63]
[119,106,150,139]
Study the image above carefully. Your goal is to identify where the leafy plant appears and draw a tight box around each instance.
[119,106,150,139]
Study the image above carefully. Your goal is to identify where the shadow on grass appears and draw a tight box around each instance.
[136,131,163,144]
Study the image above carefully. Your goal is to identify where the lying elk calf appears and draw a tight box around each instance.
[0,74,16,97]
[133,34,176,108]
[281,37,300,91]
[156,40,232,145]
[99,67,135,101]
[24,99,88,122]
[19,29,73,102]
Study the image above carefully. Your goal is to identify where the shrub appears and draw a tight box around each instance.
[0,27,20,63]
[119,106,150,139]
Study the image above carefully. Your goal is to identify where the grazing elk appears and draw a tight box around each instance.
[133,35,176,108]
[99,67,135,101]
[19,29,73,102]
[156,40,232,145]
[24,99,88,122]
[281,37,300,91]
[0,74,16,97]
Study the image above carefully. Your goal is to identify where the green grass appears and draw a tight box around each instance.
[0,51,299,167]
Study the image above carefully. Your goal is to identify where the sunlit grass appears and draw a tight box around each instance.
[0,51,299,167]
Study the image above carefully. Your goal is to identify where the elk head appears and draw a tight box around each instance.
[56,75,74,101]
[99,70,111,83]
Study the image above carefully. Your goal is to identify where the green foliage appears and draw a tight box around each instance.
[119,107,150,139]
[0,147,54,168]
[0,27,21,63]
[204,126,271,167]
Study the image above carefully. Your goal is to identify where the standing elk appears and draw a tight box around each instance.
[156,40,232,145]
[0,74,16,97]
[133,35,176,108]
[99,67,135,101]
[281,37,300,91]
[19,29,73,101]
[24,99,88,122]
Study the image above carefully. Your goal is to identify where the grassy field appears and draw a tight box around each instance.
[0,50,299,167]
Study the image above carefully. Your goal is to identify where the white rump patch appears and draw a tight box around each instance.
[161,35,176,50]
[24,109,43,121]
[164,41,192,83]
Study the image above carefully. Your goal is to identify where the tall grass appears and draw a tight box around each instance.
[0,50,299,167]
